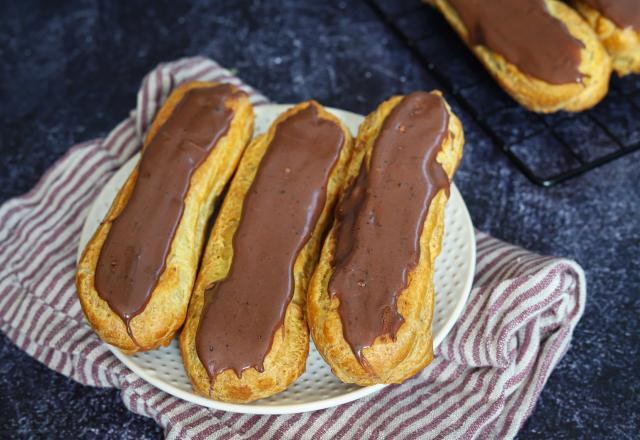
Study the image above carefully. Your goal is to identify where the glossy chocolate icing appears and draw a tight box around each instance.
[196,104,344,379]
[448,0,584,84]
[582,0,640,31]
[328,92,450,364]
[95,84,242,341]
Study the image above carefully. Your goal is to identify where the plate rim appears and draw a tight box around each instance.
[78,103,475,415]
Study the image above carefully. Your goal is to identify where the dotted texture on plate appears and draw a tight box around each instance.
[77,104,475,414]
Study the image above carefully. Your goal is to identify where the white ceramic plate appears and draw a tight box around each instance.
[77,104,475,415]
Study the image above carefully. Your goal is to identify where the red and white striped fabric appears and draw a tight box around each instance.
[0,57,585,439]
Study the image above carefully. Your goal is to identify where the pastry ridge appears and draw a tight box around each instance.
[180,101,354,403]
[573,1,640,76]
[76,82,254,354]
[426,0,612,113]
[307,92,464,386]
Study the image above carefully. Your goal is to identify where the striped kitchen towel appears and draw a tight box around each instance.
[0,57,586,440]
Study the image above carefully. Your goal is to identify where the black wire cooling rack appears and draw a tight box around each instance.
[368,0,640,186]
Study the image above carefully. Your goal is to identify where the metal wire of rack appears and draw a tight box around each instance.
[368,0,640,186]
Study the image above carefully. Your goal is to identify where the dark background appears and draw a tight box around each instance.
[1,0,638,438]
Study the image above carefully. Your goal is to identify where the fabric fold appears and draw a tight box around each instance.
[0,57,586,440]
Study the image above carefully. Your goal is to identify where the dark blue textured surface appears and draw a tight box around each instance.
[1,0,639,438]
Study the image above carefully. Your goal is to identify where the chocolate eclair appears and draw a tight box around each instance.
[574,0,640,76]
[307,91,464,386]
[180,101,353,403]
[76,82,254,353]
[426,0,611,112]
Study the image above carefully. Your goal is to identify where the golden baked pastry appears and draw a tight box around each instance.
[426,0,611,112]
[573,1,640,76]
[180,101,354,403]
[307,91,464,386]
[76,82,254,354]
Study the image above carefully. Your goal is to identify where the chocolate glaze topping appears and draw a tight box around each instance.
[95,84,242,341]
[328,92,450,364]
[448,0,584,84]
[196,104,344,379]
[583,0,640,31]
